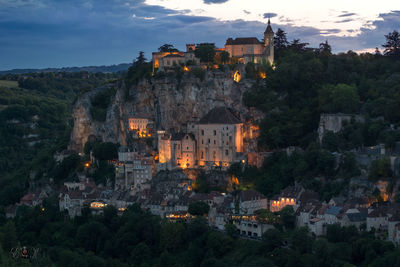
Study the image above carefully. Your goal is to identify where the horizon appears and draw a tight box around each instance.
[0,0,399,71]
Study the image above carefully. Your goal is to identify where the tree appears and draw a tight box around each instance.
[188,201,210,216]
[160,222,185,252]
[279,206,295,229]
[1,221,18,252]
[134,51,147,66]
[262,228,283,251]
[194,43,216,63]
[220,51,230,64]
[369,157,393,181]
[158,44,178,53]
[318,83,360,113]
[274,28,289,51]
[382,30,400,57]
[319,40,332,55]
[289,39,309,51]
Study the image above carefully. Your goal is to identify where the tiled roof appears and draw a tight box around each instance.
[225,37,262,45]
[238,190,266,202]
[346,212,367,222]
[198,107,241,124]
[326,206,342,216]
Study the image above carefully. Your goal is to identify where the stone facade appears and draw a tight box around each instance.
[157,107,244,170]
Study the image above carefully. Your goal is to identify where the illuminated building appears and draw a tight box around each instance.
[224,20,274,65]
[128,116,152,138]
[197,107,243,169]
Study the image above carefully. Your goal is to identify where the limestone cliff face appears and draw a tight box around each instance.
[69,68,258,153]
[69,83,127,153]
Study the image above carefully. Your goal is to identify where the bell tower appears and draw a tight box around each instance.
[264,19,274,65]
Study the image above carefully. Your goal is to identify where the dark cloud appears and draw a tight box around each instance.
[338,12,357,17]
[263,13,277,19]
[170,15,215,24]
[203,0,229,4]
[243,10,250,15]
[336,18,354,23]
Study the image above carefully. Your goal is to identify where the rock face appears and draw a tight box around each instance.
[318,113,365,142]
[69,68,258,153]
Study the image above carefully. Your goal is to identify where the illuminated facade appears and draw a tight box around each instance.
[152,46,199,72]
[128,117,151,138]
[225,19,274,65]
[197,107,243,168]
[157,107,244,170]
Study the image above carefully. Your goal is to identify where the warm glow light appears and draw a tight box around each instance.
[233,70,241,83]
[84,162,90,168]
[90,202,107,209]
[259,72,266,79]
[183,66,189,72]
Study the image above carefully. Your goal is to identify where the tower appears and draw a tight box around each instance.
[264,19,274,65]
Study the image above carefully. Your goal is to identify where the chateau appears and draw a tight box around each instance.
[152,20,274,71]
[157,107,244,170]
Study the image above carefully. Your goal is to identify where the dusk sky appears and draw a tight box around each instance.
[0,0,399,70]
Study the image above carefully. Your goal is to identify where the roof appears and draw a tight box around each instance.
[326,206,342,216]
[225,37,262,45]
[171,132,195,141]
[264,19,274,34]
[198,107,241,124]
[238,190,266,202]
[346,212,367,222]
[163,54,184,58]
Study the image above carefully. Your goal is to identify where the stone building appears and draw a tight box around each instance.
[171,133,196,169]
[157,107,244,170]
[225,19,274,65]
[128,116,152,138]
[196,107,243,168]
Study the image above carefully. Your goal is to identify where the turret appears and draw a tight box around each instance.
[264,19,274,47]
[264,19,274,65]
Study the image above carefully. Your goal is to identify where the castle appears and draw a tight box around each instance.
[157,107,244,170]
[152,20,274,71]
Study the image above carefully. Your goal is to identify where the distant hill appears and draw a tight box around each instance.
[0,63,132,74]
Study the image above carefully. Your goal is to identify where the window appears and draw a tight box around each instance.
[208,139,210,144]
[229,136,232,141]
[213,151,216,159]
[202,139,204,144]
[201,130,204,135]
[201,151,204,159]
[186,136,189,139]
[225,150,228,156]
[214,140,216,144]
[213,130,216,135]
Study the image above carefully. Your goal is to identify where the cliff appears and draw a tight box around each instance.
[69,67,260,153]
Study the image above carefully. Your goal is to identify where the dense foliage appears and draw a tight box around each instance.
[1,202,399,266]
[0,72,118,206]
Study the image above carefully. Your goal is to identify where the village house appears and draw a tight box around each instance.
[270,185,304,212]
[232,214,274,238]
[367,206,389,231]
[234,189,268,215]
[115,148,154,191]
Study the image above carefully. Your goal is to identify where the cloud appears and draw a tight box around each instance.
[169,15,215,24]
[243,10,250,15]
[263,13,277,19]
[203,0,229,4]
[335,18,354,23]
[338,12,357,17]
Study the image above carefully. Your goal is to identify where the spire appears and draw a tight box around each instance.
[264,19,274,35]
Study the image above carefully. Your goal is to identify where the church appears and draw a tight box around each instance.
[224,19,274,65]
